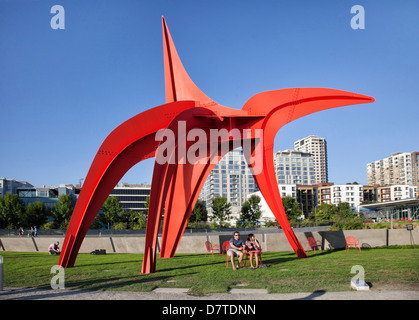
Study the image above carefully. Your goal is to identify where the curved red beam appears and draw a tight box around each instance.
[242,88,374,258]
[58,101,196,268]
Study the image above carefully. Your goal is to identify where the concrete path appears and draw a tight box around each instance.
[1,287,418,300]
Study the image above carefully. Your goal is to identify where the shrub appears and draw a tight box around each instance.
[40,221,55,229]
[330,217,365,230]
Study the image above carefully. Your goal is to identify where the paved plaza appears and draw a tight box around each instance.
[1,286,418,300]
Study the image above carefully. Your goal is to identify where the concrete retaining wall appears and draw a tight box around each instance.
[1,228,418,254]
[111,237,145,254]
[388,229,419,246]
[0,237,37,252]
[32,237,65,253]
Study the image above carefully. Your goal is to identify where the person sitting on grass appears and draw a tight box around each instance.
[48,241,60,255]
[227,231,244,270]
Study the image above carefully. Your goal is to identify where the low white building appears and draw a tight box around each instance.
[110,183,151,213]
[390,185,417,201]
[318,184,364,212]
[248,184,297,224]
[377,185,417,202]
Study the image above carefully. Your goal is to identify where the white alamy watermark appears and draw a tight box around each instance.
[50,265,65,289]
[351,265,369,290]
[351,5,365,30]
[155,121,264,175]
[50,5,65,30]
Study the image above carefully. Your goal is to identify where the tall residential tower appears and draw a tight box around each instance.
[367,152,419,188]
[294,135,328,184]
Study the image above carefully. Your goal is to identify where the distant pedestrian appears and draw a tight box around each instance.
[34,226,38,237]
[18,227,24,237]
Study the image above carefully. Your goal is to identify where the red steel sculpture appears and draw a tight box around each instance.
[58,17,374,274]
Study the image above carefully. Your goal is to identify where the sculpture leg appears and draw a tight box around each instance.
[247,140,307,258]
[242,88,375,258]
[141,161,173,274]
[158,122,239,259]
[159,162,194,258]
[59,135,157,268]
[59,101,196,268]
[141,107,219,271]
[159,161,216,258]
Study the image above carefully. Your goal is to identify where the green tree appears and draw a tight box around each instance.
[24,201,49,228]
[314,203,337,222]
[116,209,147,229]
[211,196,231,228]
[90,215,104,229]
[313,202,362,229]
[100,196,122,229]
[0,193,25,228]
[51,194,74,229]
[282,196,302,222]
[131,211,147,230]
[145,196,150,212]
[190,200,208,223]
[330,202,364,230]
[113,209,130,230]
[335,202,353,218]
[239,195,262,226]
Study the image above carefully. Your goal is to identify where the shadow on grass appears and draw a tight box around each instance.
[73,259,140,268]
[66,270,199,292]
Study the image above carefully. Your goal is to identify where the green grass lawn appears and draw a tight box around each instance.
[2,247,418,294]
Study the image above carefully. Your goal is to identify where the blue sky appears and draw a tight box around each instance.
[1,0,418,188]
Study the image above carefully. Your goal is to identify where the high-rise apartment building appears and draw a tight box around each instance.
[199,149,259,219]
[367,152,419,188]
[273,149,316,185]
[294,135,328,184]
[200,148,317,219]
[413,152,419,188]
